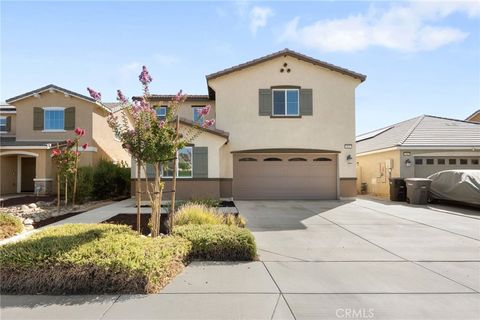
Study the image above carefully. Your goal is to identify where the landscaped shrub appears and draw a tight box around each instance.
[0,224,191,294]
[173,224,257,261]
[92,160,130,200]
[186,198,221,208]
[0,213,23,240]
[61,166,95,204]
[173,204,247,228]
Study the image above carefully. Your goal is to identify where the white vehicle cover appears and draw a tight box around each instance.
[428,170,480,205]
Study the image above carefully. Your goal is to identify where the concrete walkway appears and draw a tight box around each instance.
[2,198,479,319]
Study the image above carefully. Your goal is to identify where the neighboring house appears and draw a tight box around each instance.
[356,115,480,197]
[0,85,130,196]
[466,109,480,123]
[133,49,366,200]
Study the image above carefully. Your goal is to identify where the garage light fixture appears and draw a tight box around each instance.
[405,159,412,167]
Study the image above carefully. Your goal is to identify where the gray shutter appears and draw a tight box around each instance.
[258,89,272,116]
[64,107,75,130]
[146,163,155,178]
[193,147,208,178]
[299,89,313,116]
[33,107,44,130]
[5,116,11,132]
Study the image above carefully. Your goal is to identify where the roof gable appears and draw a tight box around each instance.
[206,48,366,82]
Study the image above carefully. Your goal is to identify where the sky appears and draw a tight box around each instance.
[1,1,479,134]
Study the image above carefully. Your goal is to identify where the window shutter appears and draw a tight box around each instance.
[146,163,155,178]
[64,107,75,130]
[193,147,208,178]
[5,116,11,132]
[258,89,272,116]
[300,89,313,116]
[33,107,44,130]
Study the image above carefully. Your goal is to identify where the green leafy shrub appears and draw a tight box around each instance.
[173,224,257,261]
[92,160,130,200]
[173,204,247,228]
[0,224,191,294]
[0,213,23,240]
[62,166,94,204]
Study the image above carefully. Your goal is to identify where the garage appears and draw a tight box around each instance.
[414,156,480,178]
[233,152,338,200]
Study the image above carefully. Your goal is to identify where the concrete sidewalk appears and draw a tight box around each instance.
[2,198,479,319]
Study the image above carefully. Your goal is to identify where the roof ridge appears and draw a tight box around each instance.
[356,115,423,137]
[423,114,480,125]
[398,115,426,145]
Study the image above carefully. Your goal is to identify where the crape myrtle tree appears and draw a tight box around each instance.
[87,66,214,237]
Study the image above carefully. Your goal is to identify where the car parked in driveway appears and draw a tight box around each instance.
[428,170,480,206]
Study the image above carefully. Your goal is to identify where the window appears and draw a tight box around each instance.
[192,106,204,124]
[449,159,457,165]
[0,116,6,132]
[415,159,423,165]
[162,147,193,178]
[155,106,167,119]
[472,159,479,165]
[460,159,468,165]
[239,157,257,162]
[313,157,332,162]
[273,89,299,116]
[438,159,445,165]
[44,108,65,131]
[426,159,434,165]
[264,157,282,161]
[289,157,307,161]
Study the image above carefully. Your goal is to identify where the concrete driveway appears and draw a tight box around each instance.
[2,198,479,319]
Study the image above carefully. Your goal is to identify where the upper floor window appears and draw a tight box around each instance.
[0,116,7,132]
[155,106,167,119]
[44,107,65,131]
[273,89,299,116]
[192,106,204,124]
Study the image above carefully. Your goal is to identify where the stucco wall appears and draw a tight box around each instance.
[209,55,361,179]
[356,150,401,196]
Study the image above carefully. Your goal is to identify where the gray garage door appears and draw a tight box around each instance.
[414,157,480,178]
[233,153,337,200]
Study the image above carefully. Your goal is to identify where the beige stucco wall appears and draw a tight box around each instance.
[209,55,361,179]
[356,150,401,196]
[91,108,131,166]
[467,113,480,123]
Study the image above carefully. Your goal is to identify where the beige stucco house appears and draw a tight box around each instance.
[356,115,480,197]
[466,109,480,123]
[0,85,130,196]
[133,49,366,200]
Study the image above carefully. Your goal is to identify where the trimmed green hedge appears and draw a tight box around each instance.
[0,224,191,294]
[0,213,23,240]
[173,224,257,261]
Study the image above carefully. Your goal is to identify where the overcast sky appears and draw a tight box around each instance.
[1,1,479,134]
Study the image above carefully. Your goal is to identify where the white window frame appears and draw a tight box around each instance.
[272,89,300,116]
[162,146,193,179]
[156,106,167,118]
[43,107,66,132]
[0,116,7,133]
[192,106,204,124]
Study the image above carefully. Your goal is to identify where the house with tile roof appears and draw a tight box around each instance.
[0,85,130,195]
[356,115,480,196]
[466,109,480,123]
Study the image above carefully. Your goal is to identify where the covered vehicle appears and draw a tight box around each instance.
[428,170,480,206]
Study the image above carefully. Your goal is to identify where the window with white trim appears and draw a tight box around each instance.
[155,106,167,119]
[192,106,204,124]
[162,147,193,178]
[273,89,299,116]
[44,107,65,131]
[0,116,7,131]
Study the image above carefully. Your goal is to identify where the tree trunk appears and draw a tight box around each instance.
[64,177,68,208]
[169,116,180,233]
[136,159,141,233]
[151,163,163,237]
[57,172,60,211]
[72,143,79,207]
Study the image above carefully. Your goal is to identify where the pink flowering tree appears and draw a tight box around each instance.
[51,129,88,209]
[88,66,214,236]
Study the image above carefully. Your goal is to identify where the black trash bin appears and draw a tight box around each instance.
[389,178,406,201]
[405,178,432,205]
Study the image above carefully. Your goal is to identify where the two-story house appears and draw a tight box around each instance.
[0,85,130,196]
[133,49,366,200]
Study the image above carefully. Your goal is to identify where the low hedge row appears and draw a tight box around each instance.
[173,224,257,261]
[0,224,191,294]
[0,213,23,240]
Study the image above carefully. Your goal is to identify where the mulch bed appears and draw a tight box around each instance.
[103,214,152,236]
[33,211,86,228]
[0,195,56,208]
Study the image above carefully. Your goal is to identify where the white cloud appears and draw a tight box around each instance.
[153,54,180,66]
[118,62,141,80]
[249,6,273,35]
[279,1,477,53]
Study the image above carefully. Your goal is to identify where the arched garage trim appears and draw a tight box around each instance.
[0,151,39,157]
[231,148,340,154]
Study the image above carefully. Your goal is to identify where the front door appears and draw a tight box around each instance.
[21,157,36,192]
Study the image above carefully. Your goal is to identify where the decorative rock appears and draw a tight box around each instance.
[32,216,41,223]
[23,218,33,225]
[25,225,34,231]
[20,205,29,212]
[28,203,37,209]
